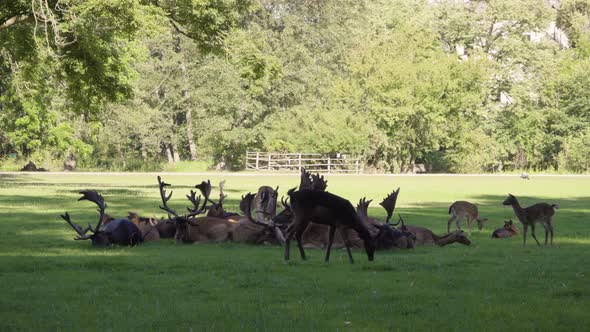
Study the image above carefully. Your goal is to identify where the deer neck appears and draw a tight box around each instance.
[509,199,527,222]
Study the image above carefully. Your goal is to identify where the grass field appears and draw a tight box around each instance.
[0,173,589,331]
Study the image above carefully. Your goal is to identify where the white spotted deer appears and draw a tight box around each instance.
[447,201,488,235]
[502,194,558,246]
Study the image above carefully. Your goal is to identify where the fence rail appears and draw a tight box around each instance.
[245,151,361,173]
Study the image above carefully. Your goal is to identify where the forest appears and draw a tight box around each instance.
[1,0,589,173]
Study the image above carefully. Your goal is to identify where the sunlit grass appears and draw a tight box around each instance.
[0,173,589,330]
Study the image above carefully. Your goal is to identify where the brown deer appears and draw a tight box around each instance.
[401,215,471,246]
[232,192,286,245]
[127,212,161,242]
[447,201,488,234]
[283,188,382,263]
[491,219,520,239]
[157,176,235,244]
[502,194,558,246]
[61,191,143,246]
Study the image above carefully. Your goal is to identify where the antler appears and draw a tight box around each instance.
[195,180,213,204]
[299,168,313,190]
[241,193,286,245]
[311,173,328,191]
[61,212,94,240]
[379,187,400,224]
[78,190,107,232]
[218,180,227,205]
[356,197,372,220]
[157,176,179,219]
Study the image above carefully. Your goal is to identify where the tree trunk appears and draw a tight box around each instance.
[172,143,180,163]
[186,109,197,160]
[166,145,174,164]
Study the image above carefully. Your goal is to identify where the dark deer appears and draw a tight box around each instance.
[502,194,558,246]
[283,188,381,263]
[61,191,143,246]
[447,201,488,235]
[491,219,520,239]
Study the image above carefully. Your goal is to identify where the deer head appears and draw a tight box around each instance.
[240,192,285,244]
[61,190,111,246]
[502,194,517,206]
[157,176,210,243]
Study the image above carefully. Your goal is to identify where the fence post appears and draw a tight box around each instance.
[268,153,271,170]
[328,157,331,173]
[298,153,302,171]
[255,152,260,170]
[355,159,359,174]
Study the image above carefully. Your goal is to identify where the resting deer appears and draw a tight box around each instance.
[127,212,161,242]
[491,219,520,239]
[232,192,286,245]
[447,201,488,234]
[283,188,382,263]
[502,194,558,246]
[157,176,236,244]
[61,191,143,246]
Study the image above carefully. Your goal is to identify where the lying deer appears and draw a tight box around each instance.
[401,215,471,246]
[447,201,488,234]
[502,194,558,246]
[283,188,381,263]
[127,212,161,242]
[61,191,143,246]
[491,219,520,239]
[233,191,286,245]
[157,176,235,244]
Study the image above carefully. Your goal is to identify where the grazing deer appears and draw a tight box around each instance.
[447,201,488,234]
[61,191,143,246]
[491,219,520,239]
[127,212,161,242]
[283,188,382,263]
[157,176,235,244]
[502,194,558,246]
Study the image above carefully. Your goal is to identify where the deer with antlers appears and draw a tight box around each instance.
[157,176,236,244]
[127,212,161,242]
[502,194,558,246]
[61,191,143,246]
[232,191,286,245]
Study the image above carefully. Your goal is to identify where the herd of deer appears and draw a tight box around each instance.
[61,169,559,263]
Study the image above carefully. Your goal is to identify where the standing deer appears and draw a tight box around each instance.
[61,191,143,246]
[283,188,381,263]
[491,219,520,239]
[502,194,558,246]
[447,201,488,234]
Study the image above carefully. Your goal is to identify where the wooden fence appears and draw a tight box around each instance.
[245,151,361,173]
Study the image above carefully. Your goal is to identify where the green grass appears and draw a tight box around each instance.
[0,173,589,331]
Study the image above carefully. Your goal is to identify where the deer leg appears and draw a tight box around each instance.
[522,224,528,246]
[455,215,463,231]
[542,223,549,245]
[548,221,554,246]
[466,217,472,236]
[284,226,295,261]
[447,216,456,233]
[530,224,541,246]
[295,226,307,260]
[338,228,354,264]
[324,225,336,263]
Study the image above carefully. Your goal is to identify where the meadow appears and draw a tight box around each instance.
[0,173,589,331]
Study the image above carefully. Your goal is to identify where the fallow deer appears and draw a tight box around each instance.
[401,215,471,246]
[61,191,143,246]
[447,201,488,234]
[502,194,558,246]
[157,176,235,244]
[491,219,520,239]
[232,192,286,245]
[283,188,382,263]
[127,212,161,242]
